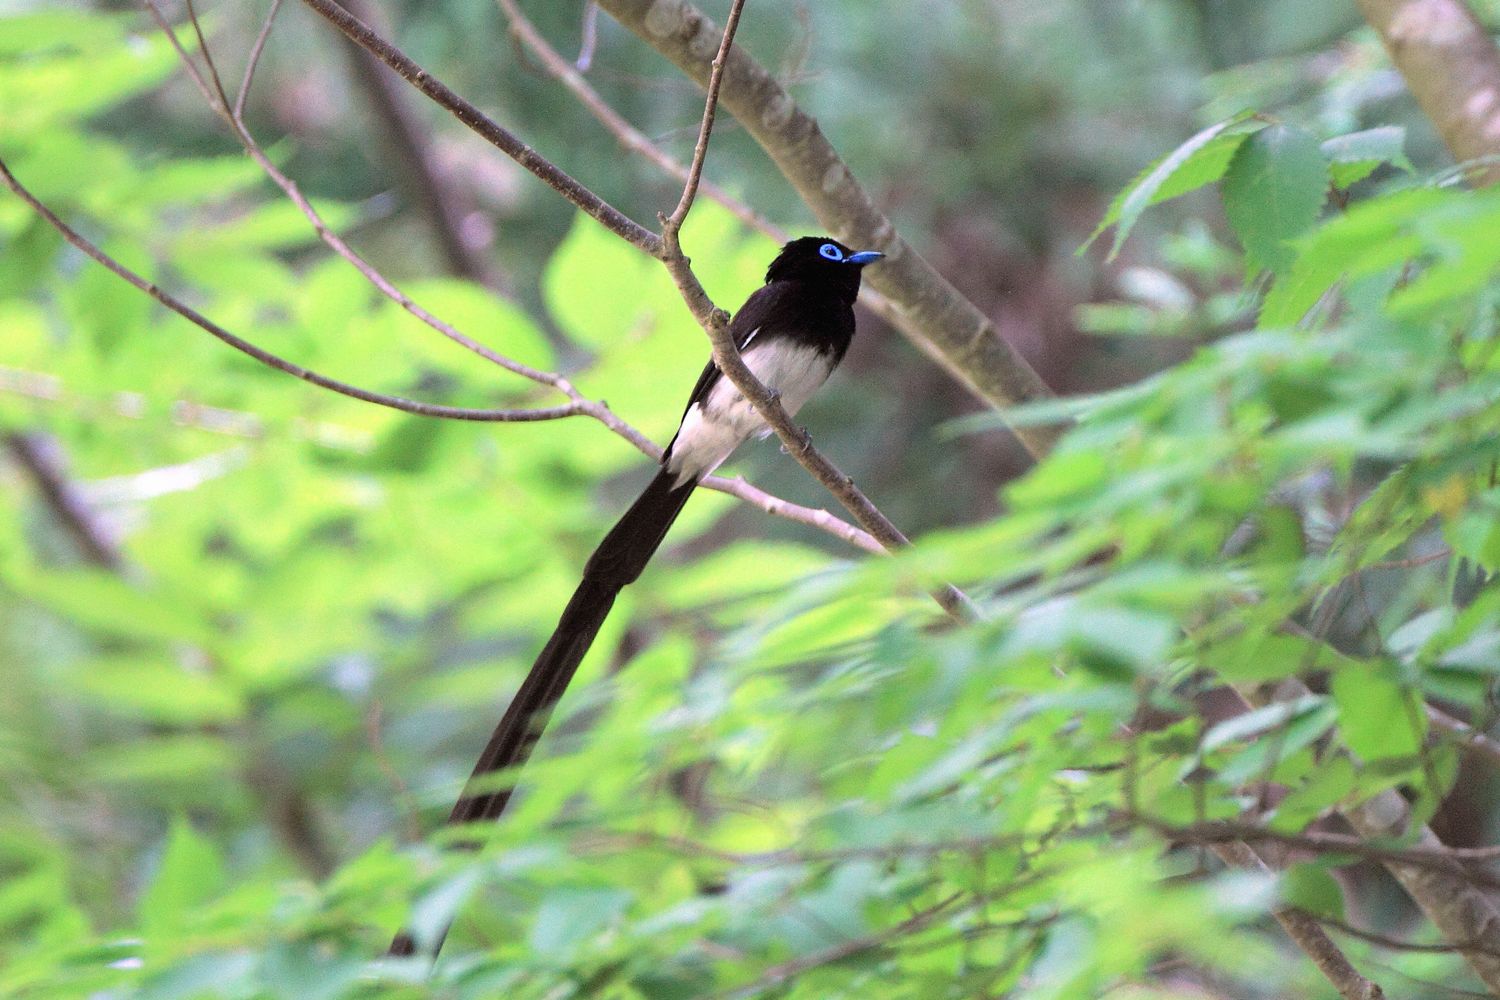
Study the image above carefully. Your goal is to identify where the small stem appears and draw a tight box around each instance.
[297,0,664,256]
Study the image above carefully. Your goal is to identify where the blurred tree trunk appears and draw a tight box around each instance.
[1359,0,1500,185]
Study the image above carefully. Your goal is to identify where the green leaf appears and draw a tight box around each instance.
[71,656,244,725]
[1280,863,1345,920]
[138,819,225,932]
[0,11,131,56]
[1084,112,1264,258]
[1330,664,1426,762]
[1260,186,1444,326]
[90,734,236,788]
[1208,631,1340,683]
[1200,695,1327,754]
[1321,126,1412,188]
[11,569,215,647]
[1222,125,1328,274]
[0,27,180,137]
[530,886,632,958]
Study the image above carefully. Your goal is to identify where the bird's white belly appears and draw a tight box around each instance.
[666,340,834,485]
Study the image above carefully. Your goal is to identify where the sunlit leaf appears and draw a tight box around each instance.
[1222,124,1328,274]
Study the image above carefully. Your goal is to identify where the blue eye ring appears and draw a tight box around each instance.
[818,243,844,261]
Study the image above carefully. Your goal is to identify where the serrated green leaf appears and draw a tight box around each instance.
[1084,112,1264,258]
[1322,126,1411,189]
[1222,125,1328,274]
[1330,664,1426,761]
[1260,187,1445,326]
[138,820,225,932]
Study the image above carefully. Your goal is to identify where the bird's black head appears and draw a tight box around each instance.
[765,236,884,300]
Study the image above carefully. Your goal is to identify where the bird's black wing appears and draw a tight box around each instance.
[674,282,782,423]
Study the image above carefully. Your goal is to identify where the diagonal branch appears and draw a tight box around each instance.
[655,1,974,621]
[497,0,783,243]
[233,0,282,121]
[1358,0,1500,188]
[297,0,664,256]
[137,1,881,555]
[1211,841,1386,999]
[1229,682,1500,993]
[0,155,569,425]
[595,0,1062,459]
[662,0,746,230]
[4,432,125,572]
[335,0,502,288]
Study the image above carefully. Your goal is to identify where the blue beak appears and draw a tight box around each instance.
[846,250,884,266]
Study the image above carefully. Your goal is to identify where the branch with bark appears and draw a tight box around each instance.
[290,0,973,615]
[593,0,1063,459]
[1359,0,1500,187]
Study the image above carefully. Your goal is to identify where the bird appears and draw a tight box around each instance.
[388,236,882,956]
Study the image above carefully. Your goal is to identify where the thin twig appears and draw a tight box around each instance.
[337,0,500,287]
[140,1,882,555]
[1153,816,1500,870]
[654,0,975,621]
[297,0,664,256]
[711,893,965,1000]
[0,156,575,424]
[497,0,784,242]
[1318,914,1492,956]
[184,0,232,111]
[234,0,282,121]
[664,0,747,231]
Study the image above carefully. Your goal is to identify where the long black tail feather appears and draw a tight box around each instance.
[389,468,694,957]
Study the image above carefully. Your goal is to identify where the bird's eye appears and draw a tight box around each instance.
[818,243,843,261]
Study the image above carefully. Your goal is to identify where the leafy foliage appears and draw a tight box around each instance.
[3,5,1499,1000]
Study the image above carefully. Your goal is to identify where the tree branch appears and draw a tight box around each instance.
[1342,784,1500,987]
[594,0,1063,459]
[652,0,974,621]
[334,0,502,288]
[1227,682,1500,992]
[233,0,282,122]
[1358,0,1500,187]
[137,1,883,556]
[1211,840,1387,999]
[0,154,578,424]
[497,0,784,242]
[662,0,745,231]
[296,0,665,256]
[4,432,125,572]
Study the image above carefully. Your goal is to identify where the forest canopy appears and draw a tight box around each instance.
[6,1,1500,998]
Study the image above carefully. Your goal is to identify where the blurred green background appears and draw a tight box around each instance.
[6,1,1500,997]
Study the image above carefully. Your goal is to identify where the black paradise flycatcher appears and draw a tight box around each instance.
[392,236,883,956]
